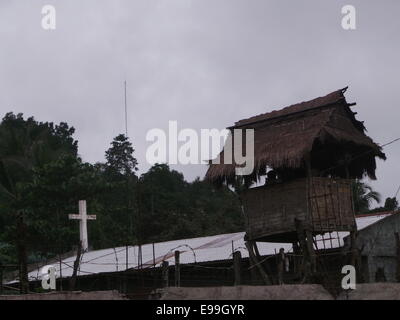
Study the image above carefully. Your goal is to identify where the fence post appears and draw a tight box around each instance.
[395,232,400,282]
[59,253,63,291]
[233,251,242,286]
[305,230,316,273]
[126,245,128,270]
[277,248,285,285]
[175,251,180,287]
[162,261,169,287]
[0,264,3,295]
[69,242,82,291]
[295,218,312,281]
[153,243,156,267]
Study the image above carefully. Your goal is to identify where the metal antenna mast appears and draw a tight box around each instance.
[124,80,128,137]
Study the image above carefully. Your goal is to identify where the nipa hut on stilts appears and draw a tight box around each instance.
[206,87,385,283]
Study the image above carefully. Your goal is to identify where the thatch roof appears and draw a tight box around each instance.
[206,87,385,185]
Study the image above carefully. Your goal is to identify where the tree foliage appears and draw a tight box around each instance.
[136,164,243,243]
[352,180,381,214]
[0,115,244,274]
[0,113,79,291]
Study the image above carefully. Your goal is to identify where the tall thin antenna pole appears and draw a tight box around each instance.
[124,80,128,137]
[394,184,400,200]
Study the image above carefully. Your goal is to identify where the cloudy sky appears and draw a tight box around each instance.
[0,0,399,203]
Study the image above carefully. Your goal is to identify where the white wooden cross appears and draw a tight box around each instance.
[68,200,96,252]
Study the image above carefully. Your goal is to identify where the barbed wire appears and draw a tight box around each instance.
[160,244,197,265]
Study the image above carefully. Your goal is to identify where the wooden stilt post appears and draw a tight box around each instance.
[277,248,285,285]
[247,253,258,285]
[395,232,400,282]
[303,154,317,278]
[349,229,358,274]
[305,230,317,273]
[174,251,180,287]
[126,245,128,270]
[253,241,274,284]
[245,241,271,285]
[292,242,301,276]
[152,243,156,267]
[0,264,3,295]
[295,218,312,282]
[345,159,360,278]
[233,251,242,286]
[162,261,169,287]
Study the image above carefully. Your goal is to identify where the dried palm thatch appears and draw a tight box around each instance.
[206,87,385,185]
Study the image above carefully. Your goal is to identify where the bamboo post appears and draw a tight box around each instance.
[69,242,82,291]
[174,251,180,287]
[245,241,271,285]
[123,244,128,294]
[138,244,142,269]
[395,232,400,282]
[292,242,300,275]
[59,253,63,291]
[277,248,285,285]
[162,261,169,287]
[126,245,128,270]
[233,251,242,286]
[304,155,317,275]
[305,230,317,273]
[344,157,360,276]
[247,254,258,284]
[0,263,3,295]
[152,243,156,267]
[349,229,357,266]
[295,218,311,282]
[253,241,274,284]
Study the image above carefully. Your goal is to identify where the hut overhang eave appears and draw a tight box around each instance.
[205,87,385,184]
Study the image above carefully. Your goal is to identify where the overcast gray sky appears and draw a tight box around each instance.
[0,0,399,204]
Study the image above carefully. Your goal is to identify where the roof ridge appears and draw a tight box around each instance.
[233,87,347,128]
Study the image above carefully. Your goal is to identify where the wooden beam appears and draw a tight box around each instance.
[305,230,317,273]
[162,261,169,287]
[69,241,82,291]
[295,218,312,282]
[233,251,242,286]
[292,242,301,275]
[277,248,285,285]
[253,241,274,284]
[174,251,180,287]
[349,229,357,267]
[0,264,3,295]
[245,241,271,285]
[395,232,400,282]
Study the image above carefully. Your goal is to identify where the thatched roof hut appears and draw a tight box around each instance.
[206,87,385,186]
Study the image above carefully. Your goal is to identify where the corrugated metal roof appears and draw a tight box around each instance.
[19,212,396,283]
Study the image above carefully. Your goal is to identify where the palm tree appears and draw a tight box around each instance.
[352,180,381,214]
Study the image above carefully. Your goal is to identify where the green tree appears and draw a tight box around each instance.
[105,134,138,176]
[137,164,189,242]
[0,112,78,292]
[352,180,381,214]
[98,134,139,245]
[137,164,244,243]
[383,197,399,211]
[0,113,249,293]
[26,154,105,256]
